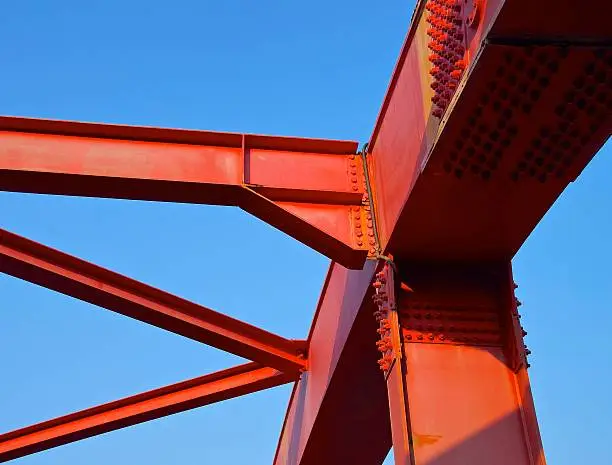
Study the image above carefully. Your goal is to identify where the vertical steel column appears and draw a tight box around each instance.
[372,261,546,465]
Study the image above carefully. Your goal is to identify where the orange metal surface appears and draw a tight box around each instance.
[0,116,368,269]
[267,0,608,463]
[0,363,293,463]
[274,261,391,465]
[1,0,610,463]
[369,0,610,260]
[383,261,545,464]
[0,228,307,373]
[402,345,534,464]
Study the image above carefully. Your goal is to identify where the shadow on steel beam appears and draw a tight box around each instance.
[419,408,546,465]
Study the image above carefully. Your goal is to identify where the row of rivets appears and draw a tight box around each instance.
[400,297,502,346]
[373,267,396,372]
[350,154,377,256]
[403,332,501,344]
[513,281,531,368]
[425,0,467,118]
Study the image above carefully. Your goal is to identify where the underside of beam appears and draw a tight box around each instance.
[0,228,307,373]
[0,116,369,268]
[368,0,611,262]
[0,363,294,463]
[274,262,391,465]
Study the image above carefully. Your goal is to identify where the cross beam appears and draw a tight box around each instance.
[0,228,307,373]
[0,0,609,462]
[0,116,370,269]
[0,363,294,463]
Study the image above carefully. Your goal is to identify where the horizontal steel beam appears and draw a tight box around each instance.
[0,228,307,373]
[0,116,368,268]
[0,362,294,462]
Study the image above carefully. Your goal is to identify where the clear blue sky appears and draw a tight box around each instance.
[0,1,609,464]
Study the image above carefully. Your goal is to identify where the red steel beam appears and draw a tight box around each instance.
[275,0,609,464]
[0,228,307,373]
[274,262,391,465]
[368,0,611,261]
[375,261,545,465]
[0,362,294,463]
[0,116,369,269]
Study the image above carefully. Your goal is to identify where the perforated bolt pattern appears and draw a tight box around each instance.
[511,47,612,183]
[400,303,502,346]
[441,46,612,182]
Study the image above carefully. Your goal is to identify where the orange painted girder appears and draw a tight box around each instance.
[0,116,369,268]
[274,262,391,465]
[377,262,545,465]
[0,228,307,373]
[368,0,611,261]
[0,363,294,463]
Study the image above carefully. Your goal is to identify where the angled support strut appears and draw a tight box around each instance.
[0,228,307,373]
[0,362,295,463]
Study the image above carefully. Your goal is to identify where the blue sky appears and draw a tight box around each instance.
[0,1,610,464]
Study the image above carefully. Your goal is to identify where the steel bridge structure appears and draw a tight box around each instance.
[0,0,610,464]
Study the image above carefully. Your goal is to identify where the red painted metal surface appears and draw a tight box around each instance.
[0,116,367,269]
[274,262,391,465]
[0,228,307,373]
[1,0,609,462]
[274,0,609,463]
[0,363,294,463]
[383,262,544,464]
[369,0,610,260]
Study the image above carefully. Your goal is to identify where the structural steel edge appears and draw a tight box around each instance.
[0,0,610,463]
